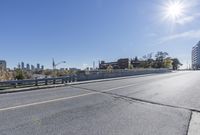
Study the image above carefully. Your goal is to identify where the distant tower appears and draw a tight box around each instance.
[18,63,21,69]
[52,58,55,69]
[21,62,25,70]
[37,63,40,70]
[26,64,30,70]
[31,65,35,71]
[41,65,44,70]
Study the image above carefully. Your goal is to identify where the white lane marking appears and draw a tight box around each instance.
[102,83,140,92]
[0,92,98,112]
[0,83,139,112]
[188,112,200,135]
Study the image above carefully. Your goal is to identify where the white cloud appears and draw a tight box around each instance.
[176,13,200,25]
[176,16,194,25]
[158,29,200,45]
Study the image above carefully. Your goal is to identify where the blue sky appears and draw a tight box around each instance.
[1,0,200,69]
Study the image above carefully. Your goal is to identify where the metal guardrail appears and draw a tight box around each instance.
[0,69,170,90]
[0,75,77,89]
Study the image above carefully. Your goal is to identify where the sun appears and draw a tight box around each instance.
[167,2,183,17]
[164,0,185,21]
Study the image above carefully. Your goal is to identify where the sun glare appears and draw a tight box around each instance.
[164,1,185,21]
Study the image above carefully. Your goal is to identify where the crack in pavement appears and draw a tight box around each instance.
[71,85,200,113]
[186,112,193,135]
[71,85,199,135]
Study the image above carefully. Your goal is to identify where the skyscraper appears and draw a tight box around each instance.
[17,63,21,69]
[0,60,7,70]
[192,41,200,69]
[41,65,44,70]
[31,65,35,71]
[21,62,25,70]
[26,64,30,70]
[37,63,40,70]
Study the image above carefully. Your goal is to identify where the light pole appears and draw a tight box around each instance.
[52,59,66,77]
[52,58,66,70]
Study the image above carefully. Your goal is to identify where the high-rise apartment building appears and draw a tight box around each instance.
[192,41,200,69]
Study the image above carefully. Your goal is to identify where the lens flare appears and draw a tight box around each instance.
[163,0,185,21]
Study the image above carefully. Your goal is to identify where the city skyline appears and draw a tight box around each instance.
[1,0,200,69]
[17,62,44,70]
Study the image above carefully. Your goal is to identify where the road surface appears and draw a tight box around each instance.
[0,71,200,135]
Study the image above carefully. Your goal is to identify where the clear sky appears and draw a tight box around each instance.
[1,0,200,69]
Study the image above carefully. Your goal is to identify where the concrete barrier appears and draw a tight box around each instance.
[76,69,170,81]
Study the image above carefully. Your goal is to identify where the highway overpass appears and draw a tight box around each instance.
[0,71,199,135]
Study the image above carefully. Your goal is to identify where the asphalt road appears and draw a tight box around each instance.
[0,71,199,135]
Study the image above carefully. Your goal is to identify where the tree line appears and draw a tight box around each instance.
[130,51,182,70]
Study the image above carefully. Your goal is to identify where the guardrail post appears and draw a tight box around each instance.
[71,75,74,82]
[11,81,16,88]
[35,77,38,86]
[70,76,73,82]
[11,82,17,88]
[53,78,56,84]
[74,75,77,82]
[45,76,48,85]
[65,77,69,83]
[62,78,64,84]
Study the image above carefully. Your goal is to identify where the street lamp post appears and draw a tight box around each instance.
[52,59,66,70]
[52,59,66,78]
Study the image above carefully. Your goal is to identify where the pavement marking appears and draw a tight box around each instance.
[0,81,199,114]
[102,83,140,92]
[187,112,200,135]
[0,83,140,112]
[0,92,97,112]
